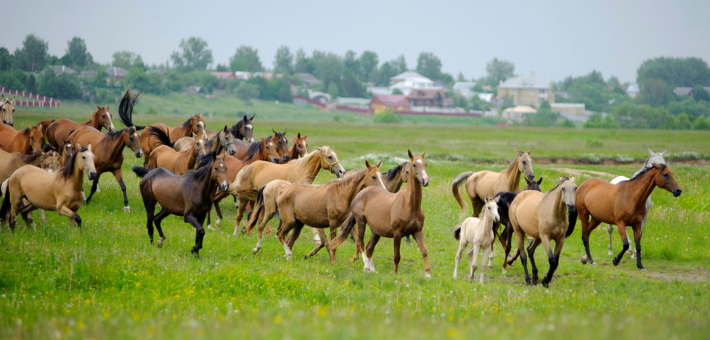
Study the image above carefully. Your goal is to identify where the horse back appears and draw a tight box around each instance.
[279,183,332,227]
[11,165,67,211]
[509,190,544,236]
[141,169,190,215]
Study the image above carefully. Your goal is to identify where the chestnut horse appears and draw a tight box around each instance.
[0,124,44,154]
[231,129,289,162]
[1,95,15,126]
[331,150,431,277]
[509,177,577,287]
[229,146,346,235]
[288,132,308,161]
[146,128,207,175]
[140,114,206,165]
[576,164,682,271]
[452,149,534,220]
[131,154,228,257]
[0,144,97,229]
[276,161,386,262]
[41,104,115,150]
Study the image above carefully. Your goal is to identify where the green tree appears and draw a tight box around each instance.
[273,46,294,74]
[14,34,49,72]
[37,69,81,99]
[675,112,692,129]
[693,85,710,102]
[0,47,13,71]
[391,88,403,95]
[124,67,163,94]
[607,76,620,86]
[692,116,710,130]
[637,78,671,107]
[327,82,339,99]
[294,49,316,74]
[236,83,260,110]
[171,37,213,71]
[66,37,92,68]
[526,108,559,127]
[416,52,442,80]
[584,112,620,129]
[485,57,514,85]
[457,72,466,82]
[611,103,675,129]
[441,73,454,85]
[359,51,378,81]
[215,64,229,72]
[343,50,360,76]
[373,109,401,124]
[637,57,710,88]
[229,46,263,72]
[112,51,143,69]
[392,55,407,74]
[25,74,37,93]
[539,100,551,109]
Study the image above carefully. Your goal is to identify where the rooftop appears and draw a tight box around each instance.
[498,72,551,89]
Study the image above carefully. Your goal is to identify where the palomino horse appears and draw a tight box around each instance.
[509,177,577,287]
[331,150,431,277]
[41,104,115,150]
[140,114,206,165]
[453,197,500,283]
[0,124,44,154]
[243,179,291,243]
[0,144,97,229]
[146,128,207,175]
[172,132,207,152]
[0,150,59,183]
[452,149,534,221]
[229,146,346,235]
[207,134,281,229]
[131,154,229,257]
[1,95,15,126]
[275,161,386,262]
[603,148,667,259]
[577,164,682,271]
[205,115,255,143]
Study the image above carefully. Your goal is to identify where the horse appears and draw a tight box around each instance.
[453,197,500,283]
[330,150,431,277]
[205,115,255,143]
[0,149,58,183]
[207,134,282,229]
[231,128,289,162]
[603,149,666,259]
[0,144,97,230]
[452,149,534,220]
[288,132,308,161]
[176,127,237,159]
[577,164,682,271]
[146,128,207,175]
[139,114,206,165]
[0,124,45,154]
[1,95,15,126]
[243,179,291,242]
[229,146,346,235]
[131,154,229,257]
[172,132,208,152]
[41,104,115,150]
[509,177,577,287]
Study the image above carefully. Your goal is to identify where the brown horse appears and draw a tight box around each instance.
[42,104,115,150]
[452,149,534,220]
[231,128,289,162]
[331,150,431,277]
[509,177,577,287]
[0,124,44,154]
[576,164,682,271]
[131,154,229,257]
[275,161,385,262]
[206,115,255,143]
[207,134,281,229]
[139,114,206,165]
[147,128,207,175]
[229,146,346,235]
[1,95,15,126]
[288,132,308,161]
[172,132,207,152]
[0,144,97,229]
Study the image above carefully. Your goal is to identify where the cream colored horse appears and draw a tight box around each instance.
[453,197,500,283]
[509,177,576,287]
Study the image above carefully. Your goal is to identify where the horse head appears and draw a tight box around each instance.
[271,128,290,163]
[294,132,308,157]
[653,164,682,197]
[516,148,535,181]
[316,146,345,178]
[123,126,143,158]
[646,148,667,168]
[2,96,15,126]
[192,114,206,139]
[78,143,97,180]
[220,125,237,156]
[41,151,61,173]
[28,124,44,153]
[194,137,207,156]
[524,176,543,191]
[260,135,281,163]
[408,149,429,187]
[364,160,386,189]
[483,196,500,224]
[558,177,577,212]
[96,104,115,132]
[234,115,255,143]
[212,156,229,192]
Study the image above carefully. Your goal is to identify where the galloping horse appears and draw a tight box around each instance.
[0,124,44,154]
[453,197,500,283]
[509,177,577,287]
[603,149,666,259]
[243,179,291,241]
[132,154,229,257]
[1,95,15,126]
[205,115,255,143]
[0,144,97,229]
[42,104,115,150]
[331,150,431,277]
[146,128,207,175]
[276,161,385,262]
[452,149,534,220]
[576,164,681,271]
[229,146,346,235]
[140,114,206,165]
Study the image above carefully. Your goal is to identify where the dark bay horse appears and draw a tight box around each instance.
[41,104,115,150]
[0,124,44,154]
[132,154,228,257]
[140,114,206,165]
[576,164,682,271]
[205,115,255,143]
[1,95,15,126]
[331,150,431,277]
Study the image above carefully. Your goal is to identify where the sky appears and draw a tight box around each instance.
[3,0,710,83]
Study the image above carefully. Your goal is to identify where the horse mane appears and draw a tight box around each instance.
[266,131,288,144]
[335,168,366,189]
[243,141,265,162]
[181,116,195,127]
[231,119,246,137]
[630,164,666,181]
[59,146,88,180]
[503,153,521,173]
[101,127,133,142]
[383,162,407,181]
[19,126,32,137]
[542,176,570,199]
[491,191,517,210]
[192,152,217,180]
[147,127,172,147]
[18,151,44,164]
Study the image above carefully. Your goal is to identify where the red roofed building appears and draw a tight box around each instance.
[370,95,410,111]
[210,72,236,80]
[407,89,453,108]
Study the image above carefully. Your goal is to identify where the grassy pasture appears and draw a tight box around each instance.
[1,105,710,339]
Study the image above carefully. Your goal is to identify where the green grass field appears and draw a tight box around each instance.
[2,101,710,339]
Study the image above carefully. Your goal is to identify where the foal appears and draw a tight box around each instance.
[453,197,500,283]
[0,124,44,155]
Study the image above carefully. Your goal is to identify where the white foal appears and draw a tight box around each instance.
[453,197,500,283]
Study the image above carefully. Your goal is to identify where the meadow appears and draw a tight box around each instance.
[1,101,710,339]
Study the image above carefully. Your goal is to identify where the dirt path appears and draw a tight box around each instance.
[548,167,618,178]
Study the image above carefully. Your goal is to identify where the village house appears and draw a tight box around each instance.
[497,72,554,108]
[210,72,236,80]
[295,73,320,87]
[105,67,129,80]
[47,65,77,76]
[370,95,410,111]
[407,89,453,108]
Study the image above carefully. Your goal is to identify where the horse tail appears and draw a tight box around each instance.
[131,165,152,178]
[0,180,10,218]
[245,185,267,233]
[147,127,171,148]
[566,209,578,238]
[451,171,474,221]
[329,214,357,250]
[453,223,462,240]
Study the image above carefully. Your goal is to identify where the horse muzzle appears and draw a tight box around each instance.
[271,158,280,164]
[249,138,254,143]
[282,155,290,162]
[567,204,577,213]
[7,122,13,127]
[135,151,143,158]
[88,172,97,180]
[527,174,535,181]
[220,182,229,192]
[673,189,682,197]
[228,149,236,156]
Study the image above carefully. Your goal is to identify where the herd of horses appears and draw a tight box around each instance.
[0,90,684,287]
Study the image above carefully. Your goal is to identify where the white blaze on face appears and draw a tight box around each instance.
[107,112,114,131]
[246,124,253,129]
[376,172,386,189]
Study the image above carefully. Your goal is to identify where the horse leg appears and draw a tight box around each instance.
[113,170,130,212]
[144,199,156,244]
[413,230,431,278]
[154,209,169,247]
[632,225,646,271]
[514,228,532,285]
[185,214,206,258]
[57,205,81,229]
[480,243,492,284]
[607,223,615,256]
[471,197,483,218]
[393,234,402,274]
[468,243,481,282]
[38,209,47,226]
[85,173,102,204]
[612,222,630,266]
[252,209,275,255]
[363,233,380,273]
[213,195,225,229]
[352,215,368,263]
[581,215,601,265]
[304,228,327,260]
[541,236,564,288]
[454,238,467,279]
[284,221,304,259]
[527,238,541,285]
[626,226,634,255]
[232,197,248,236]
[276,217,297,259]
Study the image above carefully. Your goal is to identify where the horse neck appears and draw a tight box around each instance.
[543,186,567,218]
[83,112,101,129]
[480,208,496,232]
[297,150,323,184]
[211,135,223,155]
[337,170,368,203]
[102,132,126,162]
[385,170,405,193]
[233,123,245,140]
[620,170,658,211]
[502,156,522,191]
[69,155,86,189]
[289,144,299,160]
[403,168,423,210]
[186,147,200,168]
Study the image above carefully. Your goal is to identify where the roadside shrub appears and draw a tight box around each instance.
[556,118,576,128]
[373,110,401,124]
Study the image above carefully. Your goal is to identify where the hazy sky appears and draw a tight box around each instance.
[4,0,710,83]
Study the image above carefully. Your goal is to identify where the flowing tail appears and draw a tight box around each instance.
[146,127,174,148]
[244,185,267,234]
[329,214,357,250]
[451,171,474,221]
[453,223,462,240]
[131,165,152,178]
[0,180,11,219]
[566,209,578,238]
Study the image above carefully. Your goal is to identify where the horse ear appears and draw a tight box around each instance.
[297,132,301,139]
[648,148,654,156]
[527,148,532,155]
[515,148,522,154]
[28,125,32,130]
[260,136,266,143]
[106,104,109,110]
[485,196,490,203]
[87,143,92,152]
[272,129,276,134]
[525,177,532,184]
[243,115,248,122]
[365,159,371,169]
[250,115,255,120]
[283,128,287,135]
[223,125,229,132]
[408,149,414,159]
[661,149,667,156]
[537,177,543,184]
[376,160,382,168]
[38,123,43,130]
[421,151,426,158]
[199,113,203,118]
[303,133,308,139]
[97,104,101,110]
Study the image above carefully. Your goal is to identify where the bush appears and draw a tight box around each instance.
[692,116,710,130]
[556,118,576,128]
[372,110,401,124]
[124,67,163,94]
[526,108,559,127]
[584,111,620,129]
[37,69,82,100]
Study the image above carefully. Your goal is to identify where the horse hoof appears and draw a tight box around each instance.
[542,280,550,288]
[216,218,222,228]
[124,206,130,213]
[532,278,539,285]
[240,227,246,234]
[612,258,620,266]
[608,250,614,256]
[303,255,309,260]
[207,224,214,231]
[626,249,633,255]
[156,238,164,248]
[581,256,588,265]
[252,248,259,255]
[501,269,506,275]
[639,267,647,272]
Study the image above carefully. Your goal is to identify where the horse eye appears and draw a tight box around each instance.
[82,156,86,159]
[371,176,376,179]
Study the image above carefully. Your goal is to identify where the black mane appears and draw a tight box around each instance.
[491,191,517,222]
[59,146,88,180]
[243,141,265,162]
[193,152,217,180]
[147,127,172,147]
[231,120,246,137]
[19,151,44,164]
[181,116,195,127]
[266,132,288,145]
[118,90,142,128]
[630,164,666,180]
[383,162,407,181]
